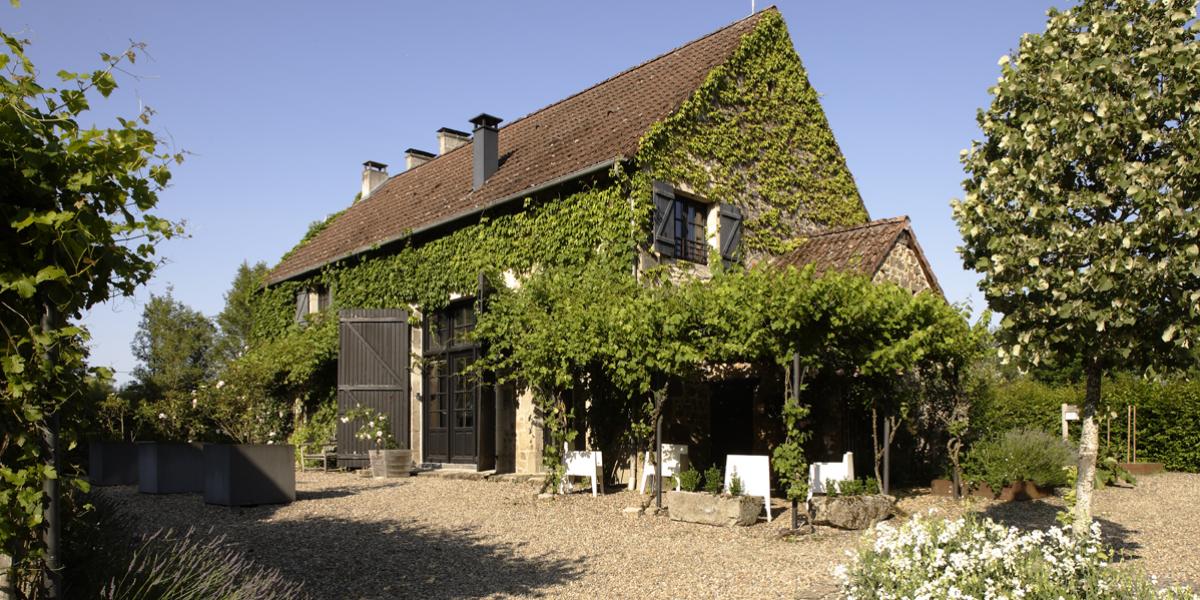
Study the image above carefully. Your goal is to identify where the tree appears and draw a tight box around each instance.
[0,30,181,595]
[128,290,215,440]
[953,0,1200,536]
[213,261,268,368]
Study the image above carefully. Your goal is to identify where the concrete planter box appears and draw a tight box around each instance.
[203,443,295,506]
[138,442,204,494]
[666,491,761,527]
[810,494,894,530]
[88,441,139,486]
[369,449,413,478]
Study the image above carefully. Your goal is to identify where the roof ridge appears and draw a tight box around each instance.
[363,7,773,200]
[805,215,909,238]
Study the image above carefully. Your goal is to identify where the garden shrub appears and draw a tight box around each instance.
[703,465,723,494]
[974,377,1200,472]
[963,428,1075,491]
[829,478,880,497]
[677,466,701,492]
[728,471,744,497]
[837,515,1198,599]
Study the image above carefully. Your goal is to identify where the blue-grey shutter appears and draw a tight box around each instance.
[295,290,310,323]
[718,202,743,268]
[652,181,676,256]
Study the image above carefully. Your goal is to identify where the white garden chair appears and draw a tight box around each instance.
[639,443,689,494]
[807,451,855,500]
[561,444,603,497]
[724,454,772,521]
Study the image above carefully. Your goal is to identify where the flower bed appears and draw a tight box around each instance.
[836,514,1198,599]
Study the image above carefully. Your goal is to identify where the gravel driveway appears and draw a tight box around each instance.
[101,471,1199,599]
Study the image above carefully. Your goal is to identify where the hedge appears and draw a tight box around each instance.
[974,376,1200,472]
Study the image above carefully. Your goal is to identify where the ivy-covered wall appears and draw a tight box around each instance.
[637,10,868,257]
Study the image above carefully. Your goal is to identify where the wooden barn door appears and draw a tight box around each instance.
[337,309,410,467]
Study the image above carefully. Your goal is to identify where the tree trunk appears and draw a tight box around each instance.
[1072,356,1102,538]
[871,406,881,484]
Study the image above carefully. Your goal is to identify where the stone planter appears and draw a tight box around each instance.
[203,443,295,506]
[666,491,761,527]
[138,442,203,494]
[89,441,139,486]
[369,448,413,478]
[809,494,894,530]
[996,480,1053,502]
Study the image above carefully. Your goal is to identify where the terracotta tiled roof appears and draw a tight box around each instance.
[774,216,942,294]
[267,9,773,284]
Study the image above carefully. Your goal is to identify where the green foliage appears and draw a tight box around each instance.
[639,10,868,254]
[0,28,181,591]
[703,465,723,494]
[953,0,1200,372]
[828,478,880,497]
[289,398,336,465]
[213,261,269,368]
[973,376,1200,472]
[964,428,1076,491]
[340,404,399,450]
[677,465,701,492]
[728,470,744,496]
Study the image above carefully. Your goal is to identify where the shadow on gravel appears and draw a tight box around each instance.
[226,515,585,598]
[295,482,407,502]
[979,500,1142,559]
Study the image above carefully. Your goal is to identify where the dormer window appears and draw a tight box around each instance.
[295,286,331,323]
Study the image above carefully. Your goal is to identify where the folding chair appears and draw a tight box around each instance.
[639,443,689,494]
[561,444,603,496]
[724,454,773,521]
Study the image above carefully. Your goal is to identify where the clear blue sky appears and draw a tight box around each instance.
[6,1,1065,383]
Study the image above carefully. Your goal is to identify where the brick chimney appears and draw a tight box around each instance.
[361,161,388,199]
[469,113,502,190]
[437,127,470,155]
[404,148,435,170]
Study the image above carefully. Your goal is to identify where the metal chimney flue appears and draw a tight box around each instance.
[469,113,502,190]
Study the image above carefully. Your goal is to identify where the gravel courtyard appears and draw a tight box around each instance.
[102,471,1200,599]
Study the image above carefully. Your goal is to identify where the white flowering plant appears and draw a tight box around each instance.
[340,405,399,450]
[836,514,1198,600]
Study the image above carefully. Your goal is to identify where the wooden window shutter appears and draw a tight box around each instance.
[651,181,676,256]
[294,290,310,323]
[718,202,743,268]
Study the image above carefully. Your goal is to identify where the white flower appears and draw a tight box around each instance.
[216,380,225,389]
[340,416,350,423]
[158,412,167,420]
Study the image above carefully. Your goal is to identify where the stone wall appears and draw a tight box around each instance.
[872,234,932,294]
[514,388,545,474]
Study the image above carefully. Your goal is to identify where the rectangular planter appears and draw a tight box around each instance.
[666,491,761,527]
[369,449,412,478]
[88,441,139,486]
[968,482,996,499]
[996,480,1053,502]
[203,443,296,506]
[1118,462,1164,476]
[931,478,957,497]
[138,442,204,494]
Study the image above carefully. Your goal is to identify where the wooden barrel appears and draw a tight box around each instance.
[369,449,413,478]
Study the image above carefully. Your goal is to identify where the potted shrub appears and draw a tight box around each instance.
[342,405,410,478]
[666,466,761,527]
[963,428,1074,501]
[809,478,893,530]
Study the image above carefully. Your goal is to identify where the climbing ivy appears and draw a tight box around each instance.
[637,10,868,255]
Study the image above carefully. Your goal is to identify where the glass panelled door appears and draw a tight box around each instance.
[423,301,479,465]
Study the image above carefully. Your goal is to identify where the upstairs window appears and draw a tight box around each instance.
[294,286,331,323]
[651,181,743,268]
[673,196,709,264]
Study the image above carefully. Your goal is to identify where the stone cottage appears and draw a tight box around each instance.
[264,7,940,475]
